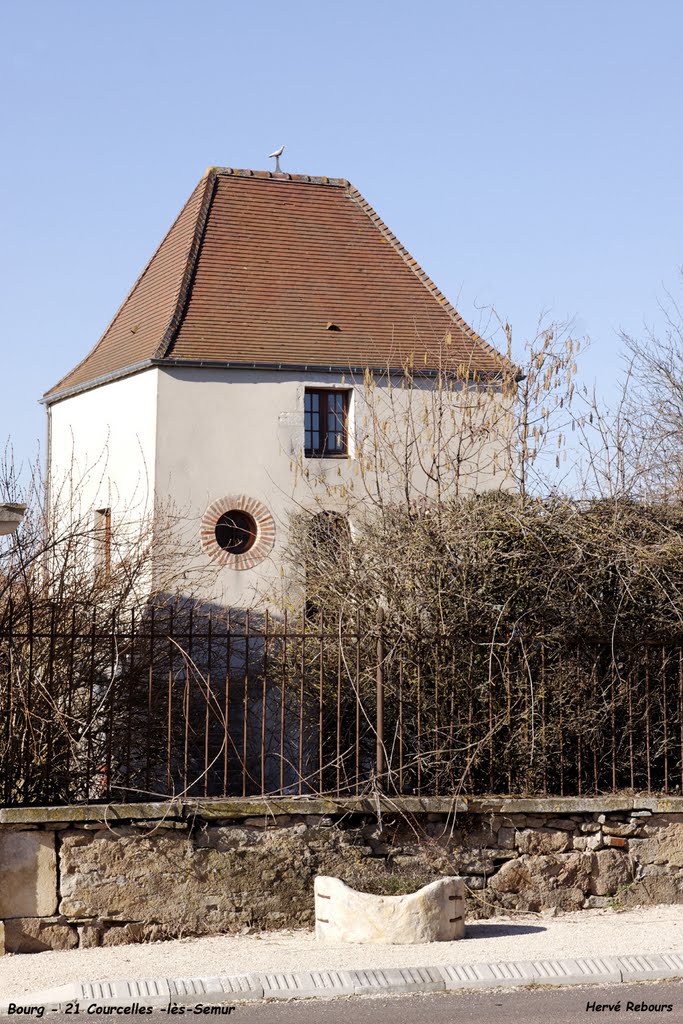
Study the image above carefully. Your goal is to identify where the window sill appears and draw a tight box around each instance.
[304,453,351,460]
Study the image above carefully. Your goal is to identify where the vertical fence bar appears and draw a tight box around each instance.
[576,651,582,797]
[489,645,495,793]
[167,607,174,796]
[398,656,404,793]
[433,641,440,796]
[85,607,96,802]
[505,645,512,794]
[375,607,385,789]
[280,610,286,795]
[662,646,669,794]
[541,646,547,795]
[3,600,13,804]
[610,654,617,793]
[416,652,422,796]
[448,653,455,794]
[24,602,34,803]
[182,606,194,796]
[105,610,117,800]
[355,610,361,795]
[645,647,652,793]
[223,610,231,797]
[628,658,634,790]
[42,604,56,803]
[205,611,213,798]
[124,607,135,800]
[66,606,77,801]
[591,662,598,795]
[299,613,305,796]
[466,649,474,794]
[318,611,324,795]
[558,677,564,798]
[262,610,269,796]
[146,607,155,796]
[336,631,342,797]
[679,648,683,794]
[242,609,250,798]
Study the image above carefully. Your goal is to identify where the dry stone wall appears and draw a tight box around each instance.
[1,796,682,952]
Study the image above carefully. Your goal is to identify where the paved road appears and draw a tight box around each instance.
[235,984,683,1022]
[5,984,683,1024]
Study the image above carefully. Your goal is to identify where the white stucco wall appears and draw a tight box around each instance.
[47,365,514,609]
[154,366,514,608]
[48,369,159,559]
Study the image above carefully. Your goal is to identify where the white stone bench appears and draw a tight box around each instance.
[314,875,465,944]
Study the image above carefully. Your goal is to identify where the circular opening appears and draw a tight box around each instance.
[215,510,257,554]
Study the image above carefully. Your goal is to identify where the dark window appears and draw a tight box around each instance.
[94,508,111,576]
[304,512,351,620]
[215,510,257,554]
[304,389,349,457]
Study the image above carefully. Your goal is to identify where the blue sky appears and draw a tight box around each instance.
[2,0,682,470]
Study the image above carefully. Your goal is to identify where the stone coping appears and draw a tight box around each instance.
[2,793,683,825]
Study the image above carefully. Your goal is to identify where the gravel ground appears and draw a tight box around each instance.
[1,905,682,998]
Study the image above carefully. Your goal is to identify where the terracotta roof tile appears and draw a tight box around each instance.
[45,168,513,400]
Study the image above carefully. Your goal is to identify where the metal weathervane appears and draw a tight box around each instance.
[268,145,285,173]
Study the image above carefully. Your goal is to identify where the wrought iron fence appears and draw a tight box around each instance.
[1,600,682,806]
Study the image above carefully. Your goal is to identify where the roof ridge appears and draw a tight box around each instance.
[154,170,217,360]
[344,184,514,375]
[210,167,349,188]
[46,177,208,398]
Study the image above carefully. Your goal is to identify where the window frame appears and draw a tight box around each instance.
[304,387,350,459]
[214,509,258,555]
[94,507,111,577]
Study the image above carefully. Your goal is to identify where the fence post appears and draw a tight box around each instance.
[376,605,385,788]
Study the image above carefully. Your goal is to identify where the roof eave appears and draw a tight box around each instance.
[41,357,521,405]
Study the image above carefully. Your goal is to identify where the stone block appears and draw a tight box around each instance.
[455,852,497,874]
[515,830,571,855]
[628,829,683,868]
[573,833,603,851]
[589,849,633,896]
[4,917,78,953]
[101,923,171,946]
[584,895,609,909]
[489,852,592,899]
[314,875,465,944]
[461,875,486,890]
[0,830,57,917]
[615,876,683,908]
[462,827,496,849]
[497,827,516,849]
[78,923,103,948]
[602,822,637,837]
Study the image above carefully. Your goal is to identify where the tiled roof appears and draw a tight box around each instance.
[45,168,513,401]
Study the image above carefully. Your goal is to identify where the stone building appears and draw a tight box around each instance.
[44,166,514,608]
